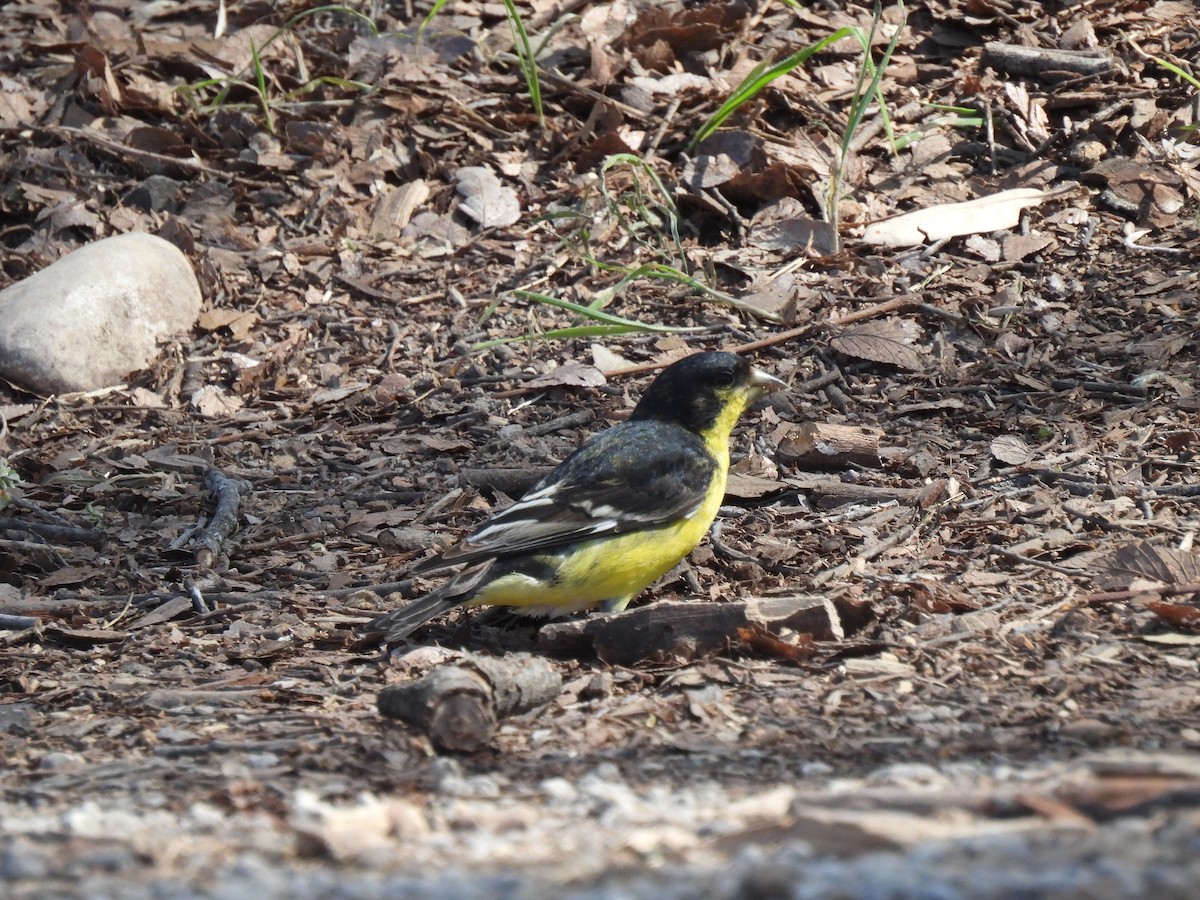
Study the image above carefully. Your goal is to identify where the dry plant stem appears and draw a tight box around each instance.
[0,614,39,630]
[46,126,243,182]
[708,522,757,562]
[42,580,422,627]
[0,516,101,545]
[812,522,918,587]
[195,468,248,569]
[731,296,926,359]
[0,595,96,617]
[379,320,402,369]
[11,496,80,526]
[1078,582,1200,606]
[990,546,1081,575]
[0,538,65,564]
[334,273,394,303]
[593,295,927,382]
[185,577,210,615]
[539,67,648,120]
[644,98,680,160]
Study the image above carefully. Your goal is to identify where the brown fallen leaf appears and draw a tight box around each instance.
[198,308,259,340]
[830,320,926,371]
[526,363,606,390]
[1093,541,1200,591]
[371,179,430,236]
[734,624,816,661]
[1145,600,1200,629]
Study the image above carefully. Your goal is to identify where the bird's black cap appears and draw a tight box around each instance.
[631,351,783,434]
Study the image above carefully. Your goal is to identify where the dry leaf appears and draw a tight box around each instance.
[1005,82,1050,143]
[455,166,521,228]
[862,188,1050,247]
[129,388,167,409]
[526,363,606,390]
[1002,233,1055,262]
[371,179,430,235]
[991,435,1034,465]
[1093,541,1200,591]
[1141,632,1200,645]
[830,320,926,371]
[191,385,244,417]
[198,308,258,340]
[1145,601,1200,629]
[748,198,838,255]
[590,344,633,373]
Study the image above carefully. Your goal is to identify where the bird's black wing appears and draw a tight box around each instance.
[413,419,716,571]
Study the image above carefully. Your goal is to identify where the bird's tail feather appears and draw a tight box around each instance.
[367,590,462,643]
[364,560,495,643]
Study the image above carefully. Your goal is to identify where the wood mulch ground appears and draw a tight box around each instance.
[1,0,1199,895]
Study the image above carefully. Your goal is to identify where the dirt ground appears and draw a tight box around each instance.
[2,0,1200,896]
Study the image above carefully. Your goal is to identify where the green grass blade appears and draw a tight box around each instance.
[597,153,685,266]
[278,76,374,101]
[1150,54,1200,91]
[249,38,275,133]
[502,0,544,125]
[471,288,707,352]
[585,261,784,322]
[472,324,646,352]
[687,26,860,153]
[509,289,703,332]
[419,0,452,39]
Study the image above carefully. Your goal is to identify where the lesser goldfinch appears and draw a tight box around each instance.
[367,351,785,642]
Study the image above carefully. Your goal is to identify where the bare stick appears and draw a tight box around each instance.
[194,468,250,569]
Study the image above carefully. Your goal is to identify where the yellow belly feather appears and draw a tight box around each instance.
[468,412,740,617]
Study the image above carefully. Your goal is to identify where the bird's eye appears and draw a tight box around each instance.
[713,370,735,388]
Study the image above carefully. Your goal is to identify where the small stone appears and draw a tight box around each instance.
[38,750,84,770]
[246,752,281,769]
[579,671,613,700]
[0,702,32,734]
[0,838,52,880]
[1069,140,1105,166]
[0,233,202,394]
[540,777,578,804]
[123,175,182,212]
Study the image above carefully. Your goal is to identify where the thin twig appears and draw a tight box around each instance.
[990,546,1080,575]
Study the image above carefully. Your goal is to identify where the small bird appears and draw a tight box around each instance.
[367,351,785,642]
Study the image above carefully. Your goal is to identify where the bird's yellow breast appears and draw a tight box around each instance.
[471,449,729,616]
[466,388,750,618]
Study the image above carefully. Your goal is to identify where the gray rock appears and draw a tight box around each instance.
[0,233,201,395]
[0,838,52,881]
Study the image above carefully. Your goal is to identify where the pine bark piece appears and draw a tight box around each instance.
[377,654,562,753]
[982,42,1112,78]
[538,597,841,665]
[778,422,883,469]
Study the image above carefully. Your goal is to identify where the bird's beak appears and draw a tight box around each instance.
[748,365,787,396]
